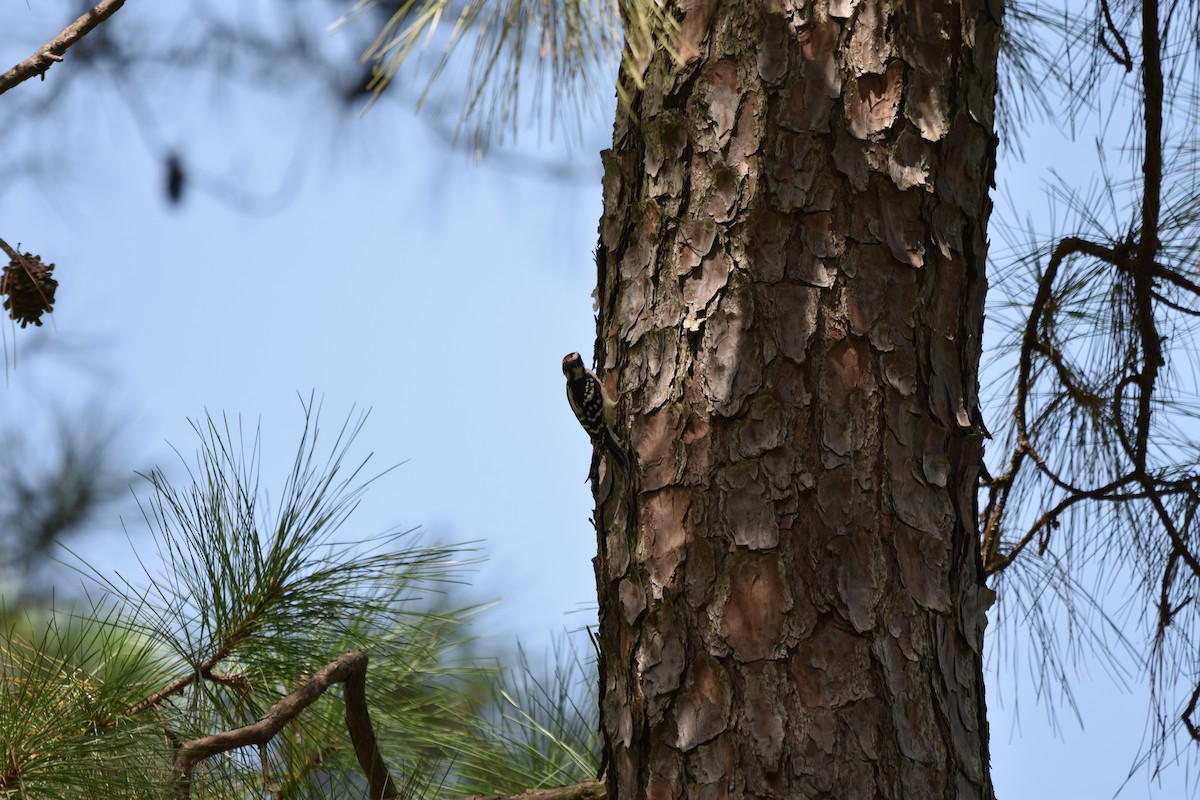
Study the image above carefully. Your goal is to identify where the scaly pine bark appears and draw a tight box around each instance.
[592,1,1001,797]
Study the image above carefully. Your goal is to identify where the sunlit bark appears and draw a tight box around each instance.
[593,1,1001,797]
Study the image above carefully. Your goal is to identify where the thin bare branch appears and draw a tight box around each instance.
[0,0,126,96]
[1098,0,1133,71]
[463,780,606,800]
[980,235,1120,565]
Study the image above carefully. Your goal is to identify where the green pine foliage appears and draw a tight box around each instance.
[2,399,598,798]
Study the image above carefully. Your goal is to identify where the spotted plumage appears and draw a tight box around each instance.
[562,352,627,468]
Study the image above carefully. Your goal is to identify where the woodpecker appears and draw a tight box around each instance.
[562,352,627,468]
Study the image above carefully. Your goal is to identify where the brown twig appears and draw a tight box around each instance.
[168,651,398,800]
[123,611,259,718]
[122,653,234,719]
[979,236,1116,566]
[983,473,1177,575]
[0,0,126,96]
[342,653,397,800]
[463,782,607,800]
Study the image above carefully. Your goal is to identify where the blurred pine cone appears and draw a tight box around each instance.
[2,253,57,328]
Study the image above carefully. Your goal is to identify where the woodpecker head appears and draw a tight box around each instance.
[562,352,586,379]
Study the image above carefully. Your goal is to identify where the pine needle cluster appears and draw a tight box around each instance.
[2,399,599,798]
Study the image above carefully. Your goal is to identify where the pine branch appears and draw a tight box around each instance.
[464,780,606,800]
[0,0,126,96]
[168,650,399,800]
[164,645,604,800]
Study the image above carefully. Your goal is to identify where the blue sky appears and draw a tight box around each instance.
[1,2,1192,798]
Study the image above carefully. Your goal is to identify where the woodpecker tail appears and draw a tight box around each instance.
[601,430,629,469]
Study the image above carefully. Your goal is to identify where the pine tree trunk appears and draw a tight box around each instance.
[592,1,1001,797]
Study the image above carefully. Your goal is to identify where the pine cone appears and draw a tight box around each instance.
[2,253,57,328]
